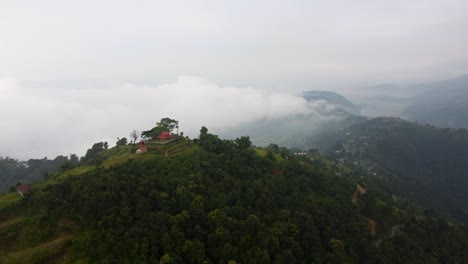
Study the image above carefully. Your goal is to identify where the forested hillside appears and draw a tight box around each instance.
[0,155,79,192]
[329,117,468,222]
[1,127,468,263]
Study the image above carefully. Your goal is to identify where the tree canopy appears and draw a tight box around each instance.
[142,117,179,139]
[2,126,468,263]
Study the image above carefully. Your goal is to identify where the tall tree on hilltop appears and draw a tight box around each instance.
[80,142,106,164]
[129,130,140,144]
[142,117,179,139]
[157,118,179,132]
[116,137,128,146]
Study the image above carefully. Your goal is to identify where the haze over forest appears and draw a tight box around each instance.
[2,0,468,159]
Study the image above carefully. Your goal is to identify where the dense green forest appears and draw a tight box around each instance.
[1,127,468,263]
[328,117,468,223]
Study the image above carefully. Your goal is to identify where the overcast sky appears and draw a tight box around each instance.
[1,0,468,159]
[2,0,468,87]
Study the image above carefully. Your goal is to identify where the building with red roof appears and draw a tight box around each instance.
[136,147,148,154]
[16,184,32,197]
[157,131,171,140]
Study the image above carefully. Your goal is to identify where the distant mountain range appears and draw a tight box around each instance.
[220,90,366,150]
[354,74,468,128]
[401,75,468,128]
[302,90,361,115]
[222,73,468,152]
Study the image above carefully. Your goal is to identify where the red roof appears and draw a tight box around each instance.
[16,184,32,194]
[157,131,171,139]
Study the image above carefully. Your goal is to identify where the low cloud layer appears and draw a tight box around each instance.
[0,77,338,160]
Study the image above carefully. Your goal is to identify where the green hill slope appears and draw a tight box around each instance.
[328,117,468,222]
[1,128,468,263]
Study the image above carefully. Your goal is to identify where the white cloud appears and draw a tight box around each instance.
[0,77,338,159]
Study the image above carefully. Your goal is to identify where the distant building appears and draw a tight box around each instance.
[136,147,148,154]
[294,151,308,156]
[16,184,32,197]
[157,131,171,140]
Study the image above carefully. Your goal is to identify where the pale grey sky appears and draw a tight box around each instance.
[1,0,468,159]
[1,0,468,88]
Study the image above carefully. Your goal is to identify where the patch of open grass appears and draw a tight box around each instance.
[66,166,95,176]
[0,217,26,229]
[254,148,268,157]
[0,215,81,263]
[103,153,139,168]
[49,165,96,182]
[100,145,153,168]
[0,192,21,211]
[254,148,284,161]
[168,144,199,157]
[98,145,134,160]
[1,235,72,264]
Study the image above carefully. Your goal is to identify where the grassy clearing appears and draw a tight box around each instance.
[168,144,199,157]
[103,153,138,168]
[65,166,95,176]
[253,148,284,161]
[48,165,96,183]
[98,145,133,159]
[254,148,268,157]
[0,192,21,211]
[1,235,72,264]
[100,144,166,167]
[0,216,81,264]
[0,216,26,229]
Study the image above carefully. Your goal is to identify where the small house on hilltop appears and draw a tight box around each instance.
[157,131,171,140]
[294,151,308,156]
[136,147,147,154]
[16,184,32,197]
